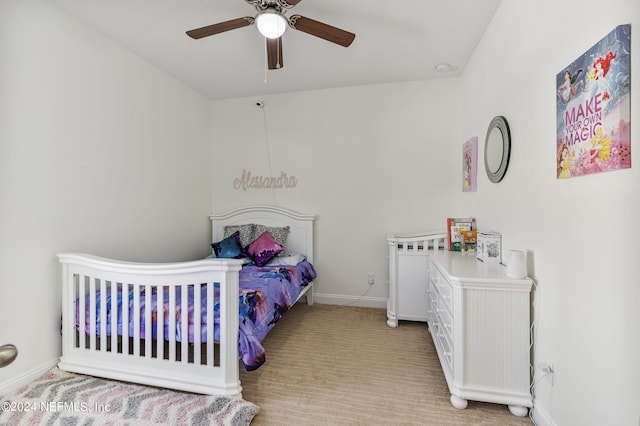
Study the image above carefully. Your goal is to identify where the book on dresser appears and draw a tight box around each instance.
[446,217,476,251]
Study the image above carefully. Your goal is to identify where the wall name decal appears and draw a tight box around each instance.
[233,169,298,191]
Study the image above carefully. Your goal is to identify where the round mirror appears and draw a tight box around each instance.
[484,116,511,183]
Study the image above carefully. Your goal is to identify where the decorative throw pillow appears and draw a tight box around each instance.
[224,224,256,249]
[253,225,290,246]
[212,231,244,259]
[246,231,284,266]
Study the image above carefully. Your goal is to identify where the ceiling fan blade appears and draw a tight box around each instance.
[186,17,254,39]
[247,0,302,8]
[279,0,302,7]
[266,37,284,70]
[289,15,355,47]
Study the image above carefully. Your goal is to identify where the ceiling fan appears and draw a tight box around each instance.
[186,0,355,70]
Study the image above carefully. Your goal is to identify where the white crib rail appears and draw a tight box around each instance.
[388,232,447,253]
[57,253,244,396]
[386,231,447,327]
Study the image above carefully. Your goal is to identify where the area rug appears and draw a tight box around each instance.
[0,368,259,425]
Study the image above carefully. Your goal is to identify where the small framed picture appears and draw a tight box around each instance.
[463,137,478,192]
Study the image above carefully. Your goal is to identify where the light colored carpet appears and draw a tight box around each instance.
[240,303,533,426]
[0,367,259,425]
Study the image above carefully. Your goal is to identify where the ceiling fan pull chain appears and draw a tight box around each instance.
[264,44,268,83]
[276,38,282,69]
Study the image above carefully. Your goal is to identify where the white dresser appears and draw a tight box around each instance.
[427,250,532,416]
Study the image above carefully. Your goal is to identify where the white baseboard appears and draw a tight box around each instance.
[313,292,387,309]
[0,358,59,397]
[531,401,557,426]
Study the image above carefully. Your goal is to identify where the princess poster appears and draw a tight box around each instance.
[556,24,631,179]
[463,137,477,192]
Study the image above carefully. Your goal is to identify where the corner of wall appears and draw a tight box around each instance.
[531,403,557,426]
[0,358,59,397]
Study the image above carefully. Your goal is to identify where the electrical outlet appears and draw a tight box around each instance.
[537,362,554,385]
[367,273,375,285]
[538,362,554,374]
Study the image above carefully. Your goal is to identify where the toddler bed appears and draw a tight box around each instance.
[58,205,316,396]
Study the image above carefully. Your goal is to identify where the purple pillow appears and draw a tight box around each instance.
[246,231,284,266]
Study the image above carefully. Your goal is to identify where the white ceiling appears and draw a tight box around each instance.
[51,0,501,101]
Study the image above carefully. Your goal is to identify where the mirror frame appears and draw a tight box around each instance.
[484,115,511,183]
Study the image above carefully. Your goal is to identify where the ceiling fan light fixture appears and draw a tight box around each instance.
[256,10,287,39]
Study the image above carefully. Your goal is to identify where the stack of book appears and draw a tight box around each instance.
[446,217,477,252]
[447,217,502,262]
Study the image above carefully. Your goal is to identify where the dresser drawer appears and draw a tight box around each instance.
[427,290,438,326]
[430,264,453,312]
[435,322,453,372]
[427,287,438,311]
[437,299,453,341]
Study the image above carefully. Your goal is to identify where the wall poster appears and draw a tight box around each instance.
[463,136,478,192]
[556,24,631,179]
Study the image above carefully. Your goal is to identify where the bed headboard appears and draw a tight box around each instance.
[210,206,315,263]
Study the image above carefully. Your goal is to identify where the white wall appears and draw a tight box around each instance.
[0,0,212,388]
[210,80,463,303]
[461,1,640,425]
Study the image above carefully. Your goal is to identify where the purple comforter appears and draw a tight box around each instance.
[75,260,316,370]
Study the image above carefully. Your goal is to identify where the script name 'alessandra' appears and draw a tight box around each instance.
[233,169,297,191]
